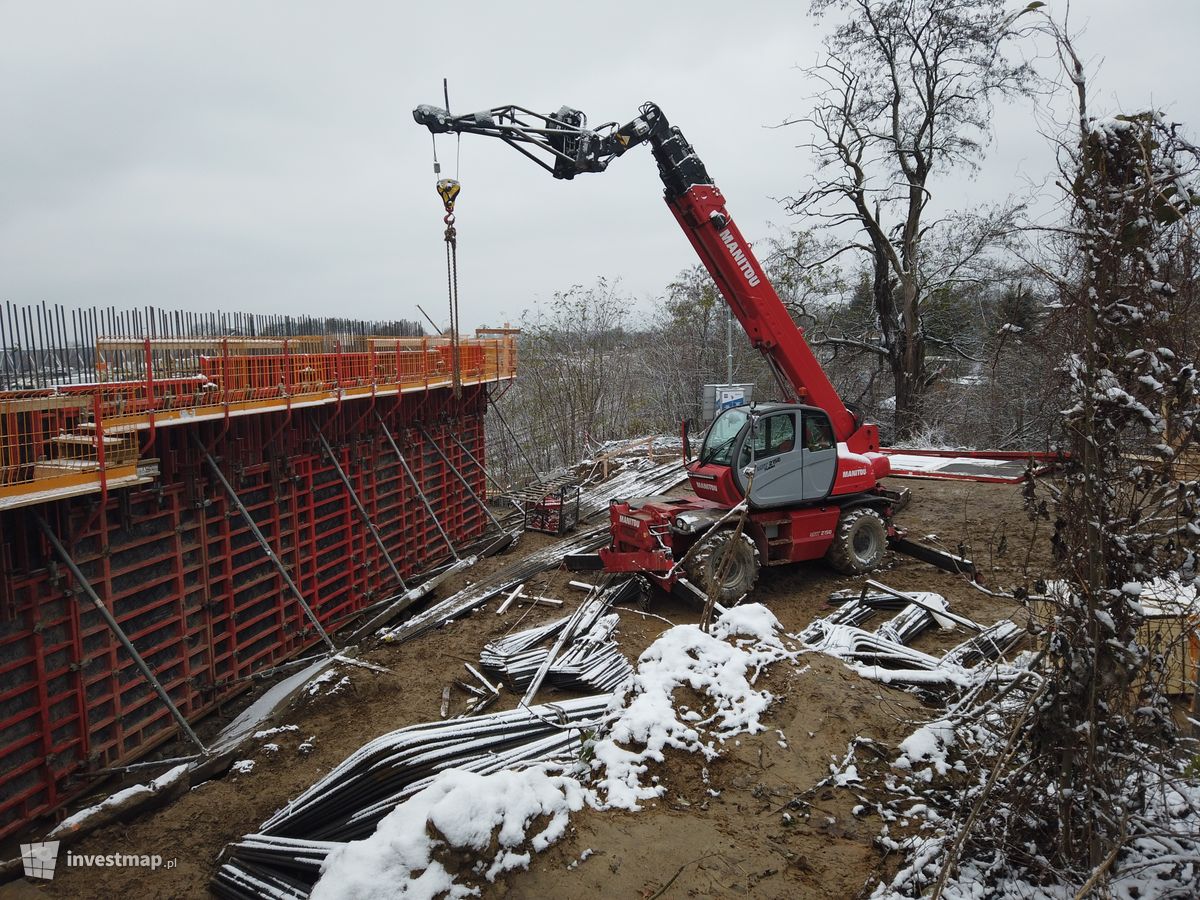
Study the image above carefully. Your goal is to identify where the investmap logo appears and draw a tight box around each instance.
[19,840,175,880]
[20,841,60,880]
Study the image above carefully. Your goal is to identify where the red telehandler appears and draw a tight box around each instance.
[415,101,903,600]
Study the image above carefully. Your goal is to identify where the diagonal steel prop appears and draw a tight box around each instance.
[316,425,407,591]
[36,513,208,753]
[195,435,337,653]
[340,418,502,641]
[375,410,463,562]
[445,428,519,505]
[416,422,516,549]
[487,394,543,485]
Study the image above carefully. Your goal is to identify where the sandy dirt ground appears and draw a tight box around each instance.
[0,475,1048,899]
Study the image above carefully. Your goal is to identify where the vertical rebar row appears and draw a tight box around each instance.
[0,301,428,390]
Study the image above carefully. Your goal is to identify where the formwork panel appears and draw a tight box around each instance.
[0,384,493,839]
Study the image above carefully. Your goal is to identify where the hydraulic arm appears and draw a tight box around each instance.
[413,101,876,451]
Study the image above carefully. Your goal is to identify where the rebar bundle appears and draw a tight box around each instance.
[212,694,612,899]
[382,525,611,644]
[481,603,634,694]
[941,619,1023,668]
[576,459,684,520]
[546,615,633,692]
[874,594,949,645]
[800,587,1024,692]
[0,300,424,391]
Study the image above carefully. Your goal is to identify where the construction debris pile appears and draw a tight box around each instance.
[211,696,610,899]
[799,581,1023,692]
[212,578,645,898]
[381,459,684,645]
[480,579,639,695]
[206,553,1040,900]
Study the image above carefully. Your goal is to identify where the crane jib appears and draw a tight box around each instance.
[412,97,880,452]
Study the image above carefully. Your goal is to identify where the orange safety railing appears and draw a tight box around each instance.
[0,391,139,503]
[0,332,518,502]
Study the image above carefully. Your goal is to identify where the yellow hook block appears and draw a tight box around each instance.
[436,178,461,214]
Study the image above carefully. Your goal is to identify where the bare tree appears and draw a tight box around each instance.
[788,0,1032,439]
[648,265,779,426]
[492,278,639,474]
[1028,19,1200,868]
[649,266,729,426]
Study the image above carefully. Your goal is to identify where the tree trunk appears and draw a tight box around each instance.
[876,259,927,442]
[892,358,925,441]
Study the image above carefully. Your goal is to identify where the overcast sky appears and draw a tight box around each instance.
[2,1,1198,333]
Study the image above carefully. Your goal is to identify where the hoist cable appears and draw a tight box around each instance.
[433,76,463,400]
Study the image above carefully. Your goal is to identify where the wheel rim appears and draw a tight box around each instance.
[720,552,749,590]
[852,523,879,560]
[705,537,751,593]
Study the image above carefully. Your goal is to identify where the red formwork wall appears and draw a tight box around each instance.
[0,385,490,839]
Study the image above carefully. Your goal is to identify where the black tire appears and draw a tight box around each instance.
[826,507,888,575]
[685,530,760,602]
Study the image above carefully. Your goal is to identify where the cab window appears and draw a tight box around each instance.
[701,408,749,466]
[738,413,795,467]
[803,412,835,452]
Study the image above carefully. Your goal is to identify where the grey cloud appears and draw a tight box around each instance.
[2,1,1197,331]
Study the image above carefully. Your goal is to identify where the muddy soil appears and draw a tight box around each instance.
[0,476,1047,899]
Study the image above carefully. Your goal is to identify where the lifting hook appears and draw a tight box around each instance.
[437,178,461,216]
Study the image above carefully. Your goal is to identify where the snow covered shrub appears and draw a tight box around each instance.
[871,15,1200,896]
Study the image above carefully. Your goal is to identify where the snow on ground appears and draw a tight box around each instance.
[252,724,299,740]
[874,764,1200,900]
[305,667,352,697]
[894,719,960,777]
[310,603,798,899]
[868,652,1200,899]
[209,655,333,754]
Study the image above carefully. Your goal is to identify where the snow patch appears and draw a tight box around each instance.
[253,724,299,740]
[304,668,353,698]
[896,720,958,776]
[589,604,796,810]
[311,767,585,900]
